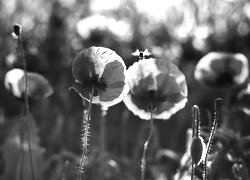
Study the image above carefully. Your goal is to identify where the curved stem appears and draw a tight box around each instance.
[78,87,94,180]
[191,105,200,180]
[17,36,36,180]
[140,105,154,180]
[203,98,223,180]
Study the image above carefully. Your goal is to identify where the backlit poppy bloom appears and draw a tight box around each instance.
[76,15,132,42]
[71,46,129,107]
[194,52,249,90]
[237,83,250,115]
[123,58,188,120]
[4,68,53,100]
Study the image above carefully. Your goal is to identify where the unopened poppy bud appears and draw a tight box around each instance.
[13,24,21,36]
[191,136,206,165]
[12,24,22,39]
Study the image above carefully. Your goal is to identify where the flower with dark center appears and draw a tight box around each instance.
[195,52,249,90]
[71,46,129,179]
[4,68,53,101]
[123,58,188,120]
[71,46,129,107]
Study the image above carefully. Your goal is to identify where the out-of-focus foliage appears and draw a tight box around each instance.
[1,0,250,179]
[0,115,45,180]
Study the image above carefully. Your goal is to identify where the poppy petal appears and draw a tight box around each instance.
[72,46,129,107]
[123,58,188,120]
[195,52,249,89]
[5,69,53,100]
[4,69,24,98]
[123,93,152,120]
[72,49,96,84]
[18,72,53,100]
[99,60,126,102]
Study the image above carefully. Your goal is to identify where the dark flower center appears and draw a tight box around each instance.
[130,89,166,112]
[90,76,107,95]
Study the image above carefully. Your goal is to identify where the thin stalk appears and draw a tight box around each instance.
[17,35,36,180]
[100,106,107,155]
[203,98,223,180]
[140,104,154,180]
[191,105,200,180]
[121,110,129,157]
[99,106,107,180]
[61,160,69,180]
[17,127,24,180]
[78,87,94,180]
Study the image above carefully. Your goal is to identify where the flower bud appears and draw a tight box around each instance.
[12,23,22,39]
[191,136,206,165]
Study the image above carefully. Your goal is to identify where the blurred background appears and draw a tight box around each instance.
[0,0,250,179]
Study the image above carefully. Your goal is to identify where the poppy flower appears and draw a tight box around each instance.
[71,46,129,107]
[194,52,249,90]
[237,83,250,115]
[4,68,53,100]
[76,15,132,42]
[123,58,188,120]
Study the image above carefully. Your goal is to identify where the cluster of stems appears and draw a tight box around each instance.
[191,98,223,180]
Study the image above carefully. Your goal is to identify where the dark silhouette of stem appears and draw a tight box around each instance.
[140,104,154,180]
[17,34,36,180]
[191,105,200,180]
[203,98,223,180]
[78,87,94,180]
[98,106,107,180]
[100,106,107,155]
[121,110,129,157]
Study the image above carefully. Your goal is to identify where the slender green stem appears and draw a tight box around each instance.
[17,127,25,180]
[191,106,197,180]
[100,106,107,155]
[140,104,154,180]
[78,87,95,180]
[191,105,200,180]
[203,98,223,180]
[61,160,69,180]
[17,35,36,180]
[121,110,129,157]
[99,106,107,180]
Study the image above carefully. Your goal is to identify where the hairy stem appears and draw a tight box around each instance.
[191,105,200,180]
[140,105,154,180]
[78,87,94,180]
[17,35,36,180]
[203,98,223,180]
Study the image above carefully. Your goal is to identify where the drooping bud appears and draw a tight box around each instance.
[12,23,22,39]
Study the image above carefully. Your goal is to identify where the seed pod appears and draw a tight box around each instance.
[191,136,206,165]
